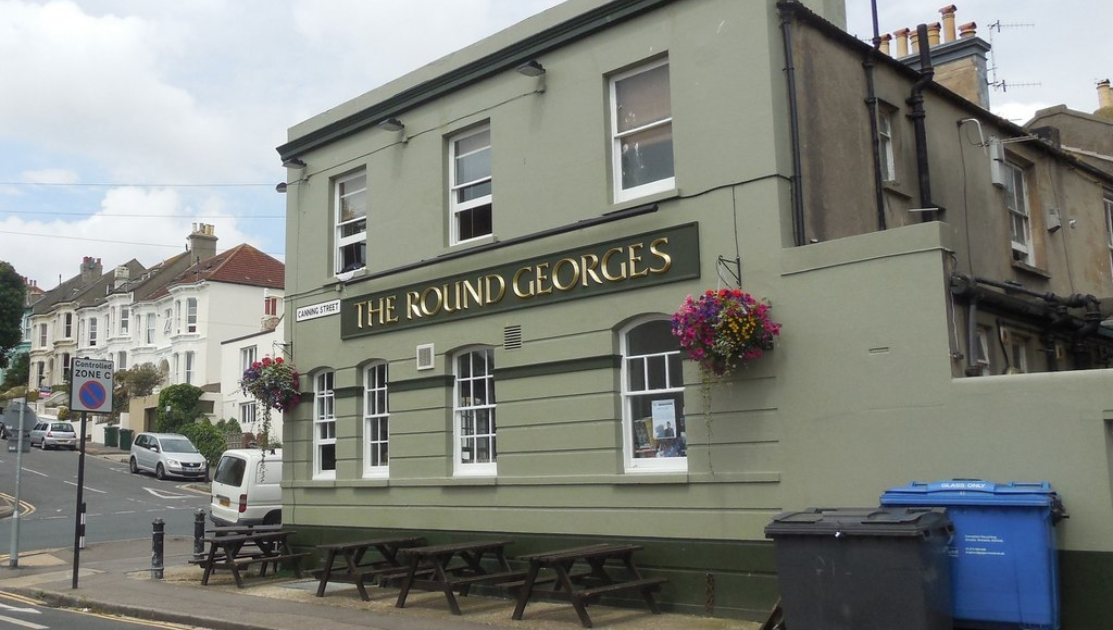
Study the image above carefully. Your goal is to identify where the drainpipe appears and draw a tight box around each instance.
[780,2,807,247]
[907,23,936,222]
[864,53,887,231]
[964,294,981,376]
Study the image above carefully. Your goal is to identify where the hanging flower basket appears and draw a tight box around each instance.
[239,356,300,446]
[671,289,782,378]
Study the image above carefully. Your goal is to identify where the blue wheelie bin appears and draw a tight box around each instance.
[881,479,1066,630]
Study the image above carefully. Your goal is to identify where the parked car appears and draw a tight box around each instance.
[29,420,77,450]
[129,432,209,481]
[210,448,282,526]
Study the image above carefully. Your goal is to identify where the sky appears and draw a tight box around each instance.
[1,0,1109,292]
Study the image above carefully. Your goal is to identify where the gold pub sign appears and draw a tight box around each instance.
[340,223,700,339]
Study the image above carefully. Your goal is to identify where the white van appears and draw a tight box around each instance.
[209,448,282,526]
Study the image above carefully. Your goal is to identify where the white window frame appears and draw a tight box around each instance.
[453,348,496,477]
[186,298,198,333]
[264,296,279,317]
[63,313,72,338]
[363,362,389,478]
[240,346,258,375]
[878,107,896,182]
[163,308,172,334]
[1004,159,1032,265]
[975,327,992,376]
[120,306,130,335]
[88,317,98,347]
[38,323,47,347]
[314,371,337,479]
[172,353,180,383]
[117,351,127,371]
[1008,332,1030,373]
[240,401,257,430]
[334,170,367,275]
[184,351,195,385]
[621,317,686,473]
[610,58,675,203]
[146,312,156,344]
[449,125,493,245]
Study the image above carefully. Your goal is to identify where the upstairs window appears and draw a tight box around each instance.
[335,170,367,275]
[120,307,130,335]
[163,308,172,334]
[611,59,674,202]
[88,317,98,347]
[63,313,73,338]
[184,351,195,385]
[240,346,257,375]
[449,125,493,244]
[146,312,156,344]
[264,295,279,317]
[878,107,896,182]
[186,298,198,333]
[1004,160,1032,265]
[38,323,47,347]
[454,348,496,477]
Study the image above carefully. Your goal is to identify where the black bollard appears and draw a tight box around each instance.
[151,518,165,579]
[193,509,206,561]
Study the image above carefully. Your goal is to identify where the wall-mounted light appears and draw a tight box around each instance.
[378,118,404,132]
[282,157,307,169]
[516,60,546,77]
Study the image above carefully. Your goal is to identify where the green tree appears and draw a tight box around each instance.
[0,261,26,369]
[1,351,29,390]
[179,420,227,469]
[112,363,164,420]
[156,383,205,433]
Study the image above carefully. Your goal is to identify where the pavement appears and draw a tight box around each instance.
[1,442,762,630]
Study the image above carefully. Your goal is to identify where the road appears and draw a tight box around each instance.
[0,591,211,630]
[0,443,209,553]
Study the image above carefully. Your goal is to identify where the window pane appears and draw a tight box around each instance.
[627,320,675,355]
[456,129,490,156]
[456,146,491,184]
[615,64,671,133]
[320,443,336,471]
[457,205,492,241]
[620,123,674,190]
[457,180,492,204]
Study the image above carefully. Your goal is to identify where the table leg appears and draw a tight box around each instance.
[316,549,338,597]
[200,544,219,586]
[557,562,595,628]
[349,550,370,601]
[621,555,661,614]
[511,561,542,620]
[394,555,420,609]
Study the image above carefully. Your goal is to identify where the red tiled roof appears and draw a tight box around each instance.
[148,244,284,299]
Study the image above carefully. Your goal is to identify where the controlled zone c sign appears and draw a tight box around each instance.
[70,357,114,414]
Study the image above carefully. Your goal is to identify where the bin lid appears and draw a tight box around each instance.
[881,480,1061,507]
[764,506,953,538]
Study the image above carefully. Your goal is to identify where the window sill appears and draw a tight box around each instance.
[881,181,912,200]
[1011,260,1051,279]
[610,187,679,212]
[335,267,367,283]
[451,234,497,250]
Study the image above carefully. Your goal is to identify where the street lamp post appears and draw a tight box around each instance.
[7,397,29,567]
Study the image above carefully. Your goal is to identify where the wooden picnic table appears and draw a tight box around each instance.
[510,543,666,628]
[199,529,309,588]
[394,539,526,615]
[207,523,284,536]
[313,535,424,601]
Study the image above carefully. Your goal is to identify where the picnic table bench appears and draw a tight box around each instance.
[312,535,424,601]
[510,543,666,628]
[198,529,310,588]
[394,540,526,615]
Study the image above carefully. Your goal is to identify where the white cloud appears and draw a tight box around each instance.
[0,186,255,287]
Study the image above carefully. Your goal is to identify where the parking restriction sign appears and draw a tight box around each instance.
[70,357,114,414]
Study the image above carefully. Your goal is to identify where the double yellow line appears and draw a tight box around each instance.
[0,492,36,517]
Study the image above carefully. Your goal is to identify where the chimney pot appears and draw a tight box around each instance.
[894,28,911,58]
[910,29,920,54]
[1098,79,1113,108]
[879,33,892,56]
[959,21,977,38]
[928,22,941,46]
[940,5,958,42]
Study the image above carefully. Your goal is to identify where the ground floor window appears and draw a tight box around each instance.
[364,362,389,477]
[454,348,496,476]
[622,317,686,472]
[314,370,337,479]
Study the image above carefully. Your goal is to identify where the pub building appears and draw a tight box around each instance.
[277,0,1113,624]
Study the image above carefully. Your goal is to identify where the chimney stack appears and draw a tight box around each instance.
[891,7,991,110]
[113,265,131,289]
[1097,79,1113,119]
[80,256,103,286]
[188,223,218,263]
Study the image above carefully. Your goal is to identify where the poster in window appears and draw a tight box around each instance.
[651,399,676,439]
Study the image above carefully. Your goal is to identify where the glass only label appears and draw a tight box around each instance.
[961,533,1007,557]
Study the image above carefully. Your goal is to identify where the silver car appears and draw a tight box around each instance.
[29,421,78,450]
[129,432,209,481]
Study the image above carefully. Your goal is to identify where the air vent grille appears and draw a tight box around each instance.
[416,343,435,370]
[504,325,522,350]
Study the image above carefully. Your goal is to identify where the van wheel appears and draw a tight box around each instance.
[155,464,166,481]
[263,511,281,526]
[129,457,139,474]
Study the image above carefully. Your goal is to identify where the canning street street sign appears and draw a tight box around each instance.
[70,357,114,414]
